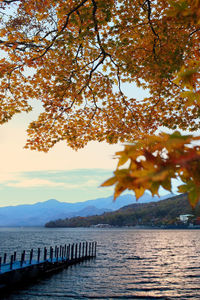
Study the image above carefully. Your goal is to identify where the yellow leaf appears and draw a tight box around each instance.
[134,187,145,200]
[101,176,117,187]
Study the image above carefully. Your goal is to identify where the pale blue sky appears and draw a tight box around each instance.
[0,169,116,206]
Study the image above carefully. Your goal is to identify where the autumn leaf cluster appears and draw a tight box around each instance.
[0,0,200,205]
[102,131,200,208]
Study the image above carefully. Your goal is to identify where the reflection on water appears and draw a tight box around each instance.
[1,227,200,299]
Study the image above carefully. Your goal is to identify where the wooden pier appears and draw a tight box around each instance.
[0,241,97,293]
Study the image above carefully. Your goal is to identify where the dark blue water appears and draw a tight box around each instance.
[1,227,200,299]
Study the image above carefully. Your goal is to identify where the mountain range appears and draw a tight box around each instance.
[46,193,197,228]
[0,193,173,226]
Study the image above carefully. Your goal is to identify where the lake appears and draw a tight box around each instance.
[1,227,200,299]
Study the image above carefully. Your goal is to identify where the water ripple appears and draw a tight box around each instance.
[1,228,200,300]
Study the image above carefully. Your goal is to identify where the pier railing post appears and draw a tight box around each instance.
[71,244,74,261]
[14,251,16,262]
[66,245,69,260]
[56,247,59,262]
[85,242,88,258]
[91,242,94,257]
[64,244,66,259]
[75,243,78,261]
[44,247,47,261]
[23,250,26,264]
[10,255,14,270]
[3,253,7,264]
[67,244,70,260]
[37,248,40,263]
[10,255,14,269]
[61,246,64,261]
[89,242,91,257]
[55,246,57,258]
[82,242,85,258]
[79,242,81,259]
[94,241,97,257]
[29,249,33,265]
[20,251,25,267]
[50,247,53,262]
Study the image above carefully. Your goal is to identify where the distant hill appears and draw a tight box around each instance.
[0,193,171,226]
[45,194,199,228]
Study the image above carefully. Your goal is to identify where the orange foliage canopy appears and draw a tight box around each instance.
[0,0,200,205]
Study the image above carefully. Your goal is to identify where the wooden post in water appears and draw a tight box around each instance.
[29,249,33,265]
[3,253,7,264]
[50,247,53,262]
[56,247,59,262]
[79,242,81,259]
[13,251,16,262]
[10,255,13,270]
[66,245,69,260]
[44,247,47,261]
[91,242,93,256]
[94,241,97,257]
[62,246,64,260]
[71,244,74,260]
[61,246,65,260]
[37,248,40,263]
[67,244,70,260]
[64,244,67,259]
[85,242,88,258]
[89,242,91,257]
[0,257,2,272]
[75,243,78,260]
[82,242,85,258]
[20,251,24,267]
[91,242,93,257]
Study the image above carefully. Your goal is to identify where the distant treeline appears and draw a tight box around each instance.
[45,194,200,228]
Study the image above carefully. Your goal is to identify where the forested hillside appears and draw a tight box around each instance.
[45,194,200,228]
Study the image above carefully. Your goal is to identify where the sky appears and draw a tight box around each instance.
[0,84,149,207]
[0,83,185,208]
[0,108,121,206]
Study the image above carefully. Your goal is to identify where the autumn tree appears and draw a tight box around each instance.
[0,0,200,205]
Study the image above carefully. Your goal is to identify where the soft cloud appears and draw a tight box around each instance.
[83,179,99,187]
[6,178,66,188]
[0,169,114,206]
[0,172,18,184]
[3,174,100,189]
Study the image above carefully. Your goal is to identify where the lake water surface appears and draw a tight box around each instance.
[1,227,200,299]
